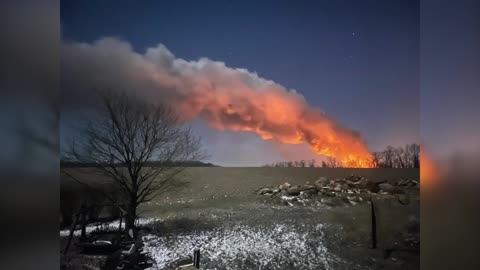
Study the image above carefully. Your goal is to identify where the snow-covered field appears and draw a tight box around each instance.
[142,223,344,270]
[61,168,419,269]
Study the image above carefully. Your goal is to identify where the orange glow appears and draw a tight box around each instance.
[420,146,439,187]
[178,82,373,167]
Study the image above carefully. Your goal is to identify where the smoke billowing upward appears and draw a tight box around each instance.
[62,38,372,167]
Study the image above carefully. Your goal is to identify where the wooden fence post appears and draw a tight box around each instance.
[63,212,80,255]
[193,248,200,268]
[370,197,377,249]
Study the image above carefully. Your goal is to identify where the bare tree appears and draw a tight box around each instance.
[64,91,205,235]
[326,157,343,168]
[393,147,406,168]
[382,146,395,168]
[405,143,420,168]
[373,144,420,168]
[371,152,382,168]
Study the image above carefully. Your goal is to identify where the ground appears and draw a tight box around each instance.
[61,167,419,270]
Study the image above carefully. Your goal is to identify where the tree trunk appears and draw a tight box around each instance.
[125,200,137,238]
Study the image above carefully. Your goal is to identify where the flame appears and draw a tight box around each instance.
[420,146,439,187]
[177,83,374,168]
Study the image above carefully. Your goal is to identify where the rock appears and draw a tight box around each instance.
[279,182,291,190]
[364,181,380,193]
[315,177,328,185]
[379,183,395,192]
[334,184,342,192]
[347,196,361,204]
[299,191,312,200]
[300,184,317,192]
[286,186,302,196]
[300,185,318,196]
[397,194,410,205]
[258,187,273,195]
[320,188,335,197]
[407,180,419,188]
[406,215,420,233]
[379,183,405,194]
[346,174,361,181]
[346,180,355,187]
[314,178,329,191]
[329,180,336,186]
[341,184,350,190]
[352,180,364,187]
[399,179,409,186]
[336,179,346,185]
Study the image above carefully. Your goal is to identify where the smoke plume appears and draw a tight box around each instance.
[62,38,372,167]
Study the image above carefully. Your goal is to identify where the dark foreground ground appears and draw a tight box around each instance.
[61,167,419,270]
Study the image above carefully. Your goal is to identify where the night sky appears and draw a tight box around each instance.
[61,0,420,166]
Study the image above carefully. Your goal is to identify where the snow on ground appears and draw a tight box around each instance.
[142,223,340,270]
[59,218,160,237]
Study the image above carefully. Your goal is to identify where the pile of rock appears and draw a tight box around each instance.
[393,179,419,188]
[257,175,419,207]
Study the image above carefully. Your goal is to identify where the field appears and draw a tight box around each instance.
[61,167,419,270]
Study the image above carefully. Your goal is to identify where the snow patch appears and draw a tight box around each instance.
[59,218,160,237]
[142,224,338,270]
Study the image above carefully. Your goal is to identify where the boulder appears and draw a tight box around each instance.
[298,185,317,197]
[379,183,405,194]
[316,177,328,185]
[397,194,410,205]
[336,179,346,185]
[346,174,361,181]
[341,184,350,190]
[286,186,302,196]
[257,187,273,195]
[407,180,419,188]
[352,180,365,188]
[299,191,313,200]
[378,183,395,192]
[315,179,328,190]
[364,181,380,193]
[396,179,408,186]
[406,215,420,234]
[333,184,342,192]
[321,189,336,197]
[301,184,317,191]
[279,182,291,190]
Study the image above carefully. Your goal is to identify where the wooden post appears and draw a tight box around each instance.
[63,212,80,255]
[370,198,377,249]
[193,248,200,268]
[80,208,87,239]
[118,213,123,230]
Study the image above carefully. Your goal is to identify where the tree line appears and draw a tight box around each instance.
[263,143,420,168]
